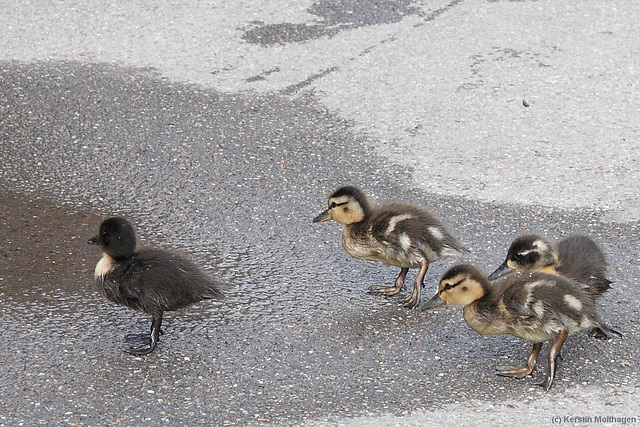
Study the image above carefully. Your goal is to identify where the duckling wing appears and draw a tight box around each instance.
[501,274,578,319]
[369,204,465,259]
[131,249,225,312]
[98,265,146,312]
[493,280,567,342]
[120,282,143,301]
[501,272,604,339]
[501,281,542,320]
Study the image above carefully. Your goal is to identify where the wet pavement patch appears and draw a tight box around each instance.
[0,190,101,302]
[241,0,422,46]
[1,60,639,425]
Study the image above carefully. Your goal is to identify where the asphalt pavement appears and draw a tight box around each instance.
[1,1,639,426]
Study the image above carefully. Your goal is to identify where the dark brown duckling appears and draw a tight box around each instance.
[313,186,468,308]
[88,217,224,355]
[488,234,614,339]
[423,264,621,391]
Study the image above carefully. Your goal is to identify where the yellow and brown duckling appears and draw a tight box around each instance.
[313,186,468,308]
[488,234,614,339]
[89,217,224,355]
[423,264,621,391]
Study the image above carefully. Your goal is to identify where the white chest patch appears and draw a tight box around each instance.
[342,228,376,259]
[95,253,115,280]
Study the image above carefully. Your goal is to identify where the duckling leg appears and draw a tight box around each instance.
[402,260,429,309]
[125,313,163,356]
[368,267,408,296]
[536,327,568,391]
[496,342,542,378]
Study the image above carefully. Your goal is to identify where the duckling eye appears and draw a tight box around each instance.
[444,283,454,291]
[330,202,337,209]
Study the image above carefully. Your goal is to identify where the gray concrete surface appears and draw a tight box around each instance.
[1,0,639,426]
[2,0,639,222]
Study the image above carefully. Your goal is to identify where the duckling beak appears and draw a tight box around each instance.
[312,209,333,223]
[88,235,99,245]
[421,292,446,310]
[488,260,511,281]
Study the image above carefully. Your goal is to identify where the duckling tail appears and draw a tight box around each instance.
[589,325,622,340]
[202,279,226,300]
[589,278,613,297]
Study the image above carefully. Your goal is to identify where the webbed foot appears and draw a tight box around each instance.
[123,313,163,356]
[368,284,402,296]
[401,262,427,310]
[124,332,158,355]
[495,365,535,378]
[125,341,157,356]
[496,342,541,380]
[125,333,152,347]
[536,375,554,391]
[368,267,408,297]
[401,279,422,309]
[124,328,164,347]
[401,293,420,309]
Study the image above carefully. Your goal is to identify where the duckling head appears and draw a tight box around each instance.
[422,264,488,309]
[313,186,372,225]
[88,216,137,260]
[488,234,558,280]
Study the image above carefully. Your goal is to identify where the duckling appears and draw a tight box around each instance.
[313,186,468,308]
[423,264,621,390]
[88,217,224,355]
[488,234,614,339]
